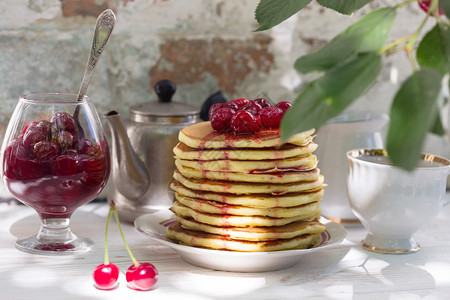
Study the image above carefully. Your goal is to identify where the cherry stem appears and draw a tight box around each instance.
[111,204,139,267]
[104,205,113,265]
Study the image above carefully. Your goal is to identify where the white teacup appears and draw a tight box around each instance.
[347,149,450,254]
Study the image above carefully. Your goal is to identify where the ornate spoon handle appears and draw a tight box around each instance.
[77,9,116,102]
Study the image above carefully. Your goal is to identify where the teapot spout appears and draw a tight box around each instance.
[104,111,150,201]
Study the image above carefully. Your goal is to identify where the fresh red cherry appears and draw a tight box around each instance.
[231,110,262,134]
[228,98,251,110]
[260,106,284,128]
[75,138,94,153]
[253,98,271,108]
[56,131,74,150]
[418,1,444,15]
[240,101,262,116]
[6,138,28,160]
[208,103,226,121]
[22,121,40,134]
[126,263,159,291]
[51,112,78,135]
[93,207,119,290]
[276,101,292,112]
[36,120,53,138]
[93,263,119,290]
[23,128,47,150]
[33,141,59,161]
[3,138,28,179]
[210,107,235,132]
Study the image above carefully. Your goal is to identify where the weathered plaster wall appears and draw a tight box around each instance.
[0,0,448,198]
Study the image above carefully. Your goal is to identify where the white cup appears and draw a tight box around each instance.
[346,149,450,254]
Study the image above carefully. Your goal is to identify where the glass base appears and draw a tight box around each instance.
[15,217,93,255]
[361,233,420,254]
[16,235,93,255]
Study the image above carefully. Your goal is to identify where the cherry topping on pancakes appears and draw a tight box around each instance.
[208,98,291,134]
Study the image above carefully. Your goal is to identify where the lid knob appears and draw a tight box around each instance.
[154,79,176,103]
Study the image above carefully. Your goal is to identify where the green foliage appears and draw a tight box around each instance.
[254,0,312,31]
[387,69,443,171]
[441,1,450,19]
[282,52,381,139]
[317,0,372,15]
[295,7,396,73]
[254,0,450,170]
[417,23,450,75]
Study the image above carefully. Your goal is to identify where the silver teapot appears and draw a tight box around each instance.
[104,80,200,222]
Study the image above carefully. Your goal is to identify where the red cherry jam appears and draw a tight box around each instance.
[2,114,110,220]
[208,98,292,134]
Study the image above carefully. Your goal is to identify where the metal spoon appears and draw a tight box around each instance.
[76,9,116,103]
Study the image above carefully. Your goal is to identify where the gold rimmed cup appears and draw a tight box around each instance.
[346,149,450,254]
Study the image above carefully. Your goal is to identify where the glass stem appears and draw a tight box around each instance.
[36,218,76,243]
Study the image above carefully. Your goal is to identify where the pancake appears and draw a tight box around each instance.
[173,142,318,161]
[173,169,325,194]
[176,216,326,241]
[166,221,322,251]
[175,154,317,173]
[175,193,320,218]
[170,200,321,227]
[170,181,325,208]
[179,121,315,149]
[168,118,326,252]
[175,160,320,183]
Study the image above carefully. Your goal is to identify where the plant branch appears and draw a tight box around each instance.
[379,35,414,55]
[405,12,430,71]
[395,0,418,9]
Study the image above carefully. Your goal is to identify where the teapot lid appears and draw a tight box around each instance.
[129,79,200,124]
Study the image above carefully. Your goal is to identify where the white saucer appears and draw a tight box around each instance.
[134,210,347,272]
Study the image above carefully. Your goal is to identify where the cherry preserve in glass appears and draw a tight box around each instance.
[1,93,110,255]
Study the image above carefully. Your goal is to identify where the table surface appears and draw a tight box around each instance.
[1,197,450,300]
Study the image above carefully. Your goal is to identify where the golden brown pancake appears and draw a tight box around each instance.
[179,121,315,149]
[173,142,318,161]
[173,170,325,194]
[170,200,321,227]
[175,154,317,173]
[170,181,325,208]
[176,216,326,241]
[166,221,322,251]
[175,193,320,218]
[176,160,320,183]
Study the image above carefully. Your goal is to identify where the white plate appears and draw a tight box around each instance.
[135,210,347,272]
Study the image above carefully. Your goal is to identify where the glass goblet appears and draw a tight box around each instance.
[1,93,110,255]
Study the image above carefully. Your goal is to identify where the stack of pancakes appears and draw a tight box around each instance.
[166,121,326,252]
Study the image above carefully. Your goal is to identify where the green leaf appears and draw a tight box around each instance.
[254,0,312,31]
[317,0,371,15]
[430,113,446,136]
[386,68,443,171]
[281,52,382,140]
[417,23,450,75]
[441,0,450,19]
[295,7,396,73]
